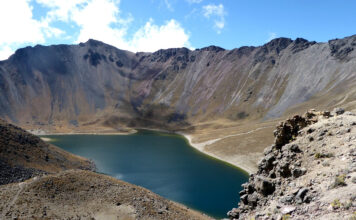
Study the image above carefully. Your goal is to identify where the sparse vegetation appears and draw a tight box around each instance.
[282,214,291,220]
[331,199,341,209]
[349,212,356,220]
[315,152,334,159]
[331,174,347,188]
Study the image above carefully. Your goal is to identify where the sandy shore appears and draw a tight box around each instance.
[30,130,137,136]
[40,137,52,142]
[35,127,254,174]
[179,133,253,174]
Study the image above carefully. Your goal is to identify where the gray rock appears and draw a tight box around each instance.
[333,107,345,115]
[240,194,248,204]
[239,189,246,196]
[281,205,296,214]
[278,160,292,178]
[247,192,259,208]
[242,183,255,194]
[293,167,307,178]
[255,176,276,196]
[227,208,239,219]
[344,111,356,116]
[290,144,302,153]
[296,188,309,203]
[280,195,294,204]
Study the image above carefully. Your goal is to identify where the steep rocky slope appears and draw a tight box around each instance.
[1,35,356,130]
[228,109,356,219]
[0,118,94,185]
[1,35,356,172]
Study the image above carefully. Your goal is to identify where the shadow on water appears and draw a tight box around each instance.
[45,130,249,219]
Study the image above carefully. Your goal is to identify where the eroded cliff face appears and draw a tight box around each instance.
[228,109,356,220]
[1,35,356,132]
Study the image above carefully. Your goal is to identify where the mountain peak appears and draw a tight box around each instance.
[264,37,293,52]
[83,39,105,47]
[199,45,225,52]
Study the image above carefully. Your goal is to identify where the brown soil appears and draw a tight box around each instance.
[0,170,211,220]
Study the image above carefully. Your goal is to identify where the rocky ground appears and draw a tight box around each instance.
[0,170,210,220]
[228,108,356,219]
[0,118,95,185]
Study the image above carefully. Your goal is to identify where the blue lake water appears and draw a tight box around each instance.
[45,130,248,219]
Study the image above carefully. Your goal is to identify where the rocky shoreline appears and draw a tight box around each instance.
[228,108,356,220]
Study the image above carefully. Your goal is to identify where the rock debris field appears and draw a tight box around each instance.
[229,108,356,220]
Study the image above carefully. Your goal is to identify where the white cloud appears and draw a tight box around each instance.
[70,0,130,47]
[0,0,62,60]
[130,19,192,52]
[186,0,203,4]
[0,0,192,60]
[69,0,191,52]
[202,3,226,34]
[35,0,87,22]
[0,46,14,61]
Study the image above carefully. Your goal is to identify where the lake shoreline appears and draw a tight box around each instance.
[178,133,252,175]
[42,131,248,218]
[37,128,253,175]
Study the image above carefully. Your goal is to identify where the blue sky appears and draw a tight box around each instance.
[0,0,355,60]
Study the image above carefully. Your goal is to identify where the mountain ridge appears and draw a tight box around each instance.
[1,34,356,172]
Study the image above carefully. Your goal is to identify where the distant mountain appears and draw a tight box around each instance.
[0,35,356,133]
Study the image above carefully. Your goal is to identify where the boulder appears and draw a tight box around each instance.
[332,108,345,115]
[295,188,309,204]
[281,205,296,214]
[255,176,275,196]
[227,208,239,219]
[247,192,259,208]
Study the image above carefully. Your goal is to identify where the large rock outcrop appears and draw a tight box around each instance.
[228,109,356,219]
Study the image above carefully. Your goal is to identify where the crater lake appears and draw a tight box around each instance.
[44,130,248,218]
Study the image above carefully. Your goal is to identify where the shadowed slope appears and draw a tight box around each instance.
[0,118,94,185]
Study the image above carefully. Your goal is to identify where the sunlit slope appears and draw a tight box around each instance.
[0,35,355,132]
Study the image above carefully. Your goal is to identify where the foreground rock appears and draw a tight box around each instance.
[0,170,210,220]
[228,109,356,219]
[0,118,94,185]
